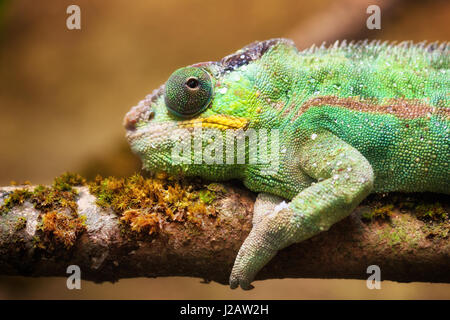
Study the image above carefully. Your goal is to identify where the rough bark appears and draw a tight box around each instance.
[0,184,448,285]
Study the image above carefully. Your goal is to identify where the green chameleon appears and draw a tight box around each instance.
[124,38,449,289]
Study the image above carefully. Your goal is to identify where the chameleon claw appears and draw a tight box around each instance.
[229,278,238,290]
[229,274,255,290]
[240,282,255,290]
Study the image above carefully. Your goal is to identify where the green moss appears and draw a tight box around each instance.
[198,189,216,204]
[3,173,215,244]
[88,173,218,236]
[32,175,86,249]
[361,204,394,222]
[0,173,88,249]
[32,235,45,249]
[0,189,32,215]
[14,216,27,231]
[387,228,405,246]
[422,221,449,240]
[31,185,78,213]
[37,212,86,249]
[0,172,85,216]
[52,172,86,191]
[415,202,448,221]
[376,218,421,248]
[362,193,449,225]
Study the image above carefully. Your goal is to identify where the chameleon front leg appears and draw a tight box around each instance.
[230,131,374,289]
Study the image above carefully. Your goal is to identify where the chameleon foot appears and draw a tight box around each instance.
[230,193,292,290]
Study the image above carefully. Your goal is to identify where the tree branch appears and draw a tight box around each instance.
[0,182,448,285]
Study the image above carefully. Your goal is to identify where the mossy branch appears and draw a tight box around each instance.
[0,173,448,285]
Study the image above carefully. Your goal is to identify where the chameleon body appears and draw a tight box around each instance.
[124,38,449,289]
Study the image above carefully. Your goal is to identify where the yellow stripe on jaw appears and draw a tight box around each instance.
[178,115,249,130]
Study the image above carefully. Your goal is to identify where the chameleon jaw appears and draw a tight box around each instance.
[125,121,178,150]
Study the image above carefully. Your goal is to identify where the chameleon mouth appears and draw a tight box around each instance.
[178,115,249,130]
[125,121,176,144]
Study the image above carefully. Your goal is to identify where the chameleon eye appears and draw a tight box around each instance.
[164,67,213,118]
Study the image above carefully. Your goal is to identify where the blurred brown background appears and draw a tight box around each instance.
[0,0,449,299]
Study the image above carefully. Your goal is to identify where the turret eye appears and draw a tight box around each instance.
[164,67,213,118]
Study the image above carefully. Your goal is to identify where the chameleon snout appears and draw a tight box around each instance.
[123,102,155,130]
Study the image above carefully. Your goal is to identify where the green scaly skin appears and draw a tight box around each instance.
[124,38,449,289]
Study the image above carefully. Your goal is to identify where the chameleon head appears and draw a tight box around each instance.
[124,38,294,178]
[123,64,220,176]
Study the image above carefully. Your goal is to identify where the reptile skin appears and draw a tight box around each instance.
[124,38,449,289]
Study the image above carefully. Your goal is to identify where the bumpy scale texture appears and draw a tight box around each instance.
[124,38,449,289]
